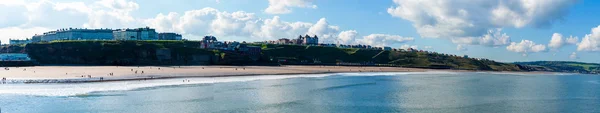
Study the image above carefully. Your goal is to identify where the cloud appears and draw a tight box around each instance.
[145,7,341,41]
[569,52,579,59]
[457,45,468,51]
[388,0,577,45]
[357,34,414,47]
[450,29,511,47]
[337,30,358,45]
[506,40,547,56]
[400,44,418,50]
[21,0,139,28]
[548,33,579,50]
[0,27,51,44]
[423,46,432,50]
[577,25,600,52]
[566,36,579,44]
[0,3,28,28]
[265,0,316,14]
[548,33,564,49]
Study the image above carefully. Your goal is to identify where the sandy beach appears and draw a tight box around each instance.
[0,66,430,83]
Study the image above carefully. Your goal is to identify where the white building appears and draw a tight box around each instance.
[113,27,158,40]
[9,39,32,45]
[35,28,114,42]
[158,33,183,40]
[297,35,318,45]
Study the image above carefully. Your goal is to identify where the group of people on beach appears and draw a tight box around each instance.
[1,77,6,84]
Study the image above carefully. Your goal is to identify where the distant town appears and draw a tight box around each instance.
[2,27,415,62]
[6,27,182,45]
[5,27,398,50]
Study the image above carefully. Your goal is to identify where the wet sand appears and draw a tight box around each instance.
[0,66,428,83]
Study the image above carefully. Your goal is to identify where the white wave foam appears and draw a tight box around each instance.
[0,72,455,97]
[0,74,334,96]
[338,71,459,76]
[589,80,600,85]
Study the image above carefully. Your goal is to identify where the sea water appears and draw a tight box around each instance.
[0,72,599,113]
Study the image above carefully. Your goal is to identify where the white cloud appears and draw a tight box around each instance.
[423,46,432,50]
[146,7,340,41]
[388,0,576,45]
[457,45,468,51]
[506,40,547,56]
[0,3,28,28]
[450,29,511,47]
[307,18,340,42]
[95,0,139,11]
[357,34,414,47]
[577,25,600,52]
[569,52,579,59]
[265,0,316,14]
[548,33,579,50]
[400,44,418,50]
[566,36,579,44]
[337,30,358,45]
[0,27,51,44]
[548,33,564,49]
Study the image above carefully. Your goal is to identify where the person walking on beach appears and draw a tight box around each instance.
[2,77,6,84]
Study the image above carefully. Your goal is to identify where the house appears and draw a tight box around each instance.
[113,27,159,40]
[277,38,292,44]
[9,39,32,45]
[158,33,182,40]
[200,36,218,49]
[383,47,392,51]
[296,35,318,45]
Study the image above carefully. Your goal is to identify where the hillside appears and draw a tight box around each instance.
[254,44,522,71]
[0,41,558,72]
[514,61,600,74]
[22,40,219,65]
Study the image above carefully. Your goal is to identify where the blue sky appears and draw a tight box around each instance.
[1,0,600,63]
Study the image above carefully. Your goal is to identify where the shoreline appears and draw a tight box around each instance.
[0,65,559,84]
[1,65,427,84]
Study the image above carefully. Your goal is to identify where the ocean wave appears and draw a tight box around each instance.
[589,80,600,85]
[0,71,467,97]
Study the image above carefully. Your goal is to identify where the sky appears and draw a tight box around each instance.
[1,0,600,63]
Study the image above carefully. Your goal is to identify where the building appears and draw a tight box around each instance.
[383,47,392,51]
[296,35,318,45]
[113,27,158,40]
[34,28,114,42]
[31,35,42,43]
[0,53,31,61]
[9,39,32,45]
[158,33,182,40]
[277,38,292,44]
[200,36,219,49]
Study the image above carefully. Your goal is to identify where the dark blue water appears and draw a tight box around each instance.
[1,72,599,113]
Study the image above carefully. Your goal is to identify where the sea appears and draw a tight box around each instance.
[0,72,599,113]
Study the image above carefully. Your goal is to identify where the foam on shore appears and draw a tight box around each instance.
[0,73,337,96]
[0,71,547,97]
